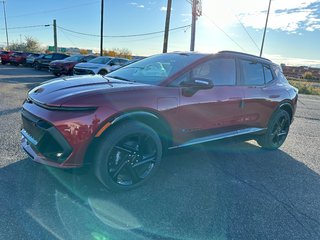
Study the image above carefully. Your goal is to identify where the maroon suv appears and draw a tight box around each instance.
[49,55,96,76]
[21,51,298,191]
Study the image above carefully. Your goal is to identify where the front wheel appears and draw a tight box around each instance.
[94,121,162,191]
[257,109,290,150]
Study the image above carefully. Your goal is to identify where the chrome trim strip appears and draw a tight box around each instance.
[169,127,266,149]
[21,129,38,146]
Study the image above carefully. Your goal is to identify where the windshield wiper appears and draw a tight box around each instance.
[108,76,135,82]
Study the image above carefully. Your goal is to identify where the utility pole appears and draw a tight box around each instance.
[100,0,104,56]
[260,0,272,57]
[190,0,202,51]
[1,0,9,49]
[162,0,172,53]
[53,19,57,53]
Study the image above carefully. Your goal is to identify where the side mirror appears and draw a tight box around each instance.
[181,78,213,89]
[109,62,115,66]
[181,78,213,97]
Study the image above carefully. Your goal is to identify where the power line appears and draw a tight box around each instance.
[202,13,246,52]
[184,0,245,52]
[0,24,50,30]
[56,25,191,38]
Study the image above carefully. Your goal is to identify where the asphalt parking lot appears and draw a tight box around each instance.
[1,64,320,240]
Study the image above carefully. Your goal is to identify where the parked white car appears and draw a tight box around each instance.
[73,56,128,75]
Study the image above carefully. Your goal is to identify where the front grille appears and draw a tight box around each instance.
[74,68,94,75]
[21,109,72,162]
[21,111,46,142]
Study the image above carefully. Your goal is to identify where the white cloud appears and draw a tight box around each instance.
[266,54,320,67]
[160,6,173,12]
[160,6,167,11]
[201,0,320,33]
[129,2,144,8]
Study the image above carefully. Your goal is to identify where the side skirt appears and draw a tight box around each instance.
[169,128,266,149]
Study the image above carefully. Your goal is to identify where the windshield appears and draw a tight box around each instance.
[107,53,204,85]
[88,57,111,64]
[64,55,82,62]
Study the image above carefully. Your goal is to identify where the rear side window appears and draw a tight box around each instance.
[192,58,236,86]
[264,66,273,83]
[240,60,264,85]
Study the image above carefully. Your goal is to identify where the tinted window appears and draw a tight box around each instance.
[240,60,264,85]
[89,57,112,64]
[264,66,273,83]
[44,55,53,59]
[55,54,67,60]
[192,58,236,86]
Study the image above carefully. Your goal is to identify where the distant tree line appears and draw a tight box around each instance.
[8,36,44,53]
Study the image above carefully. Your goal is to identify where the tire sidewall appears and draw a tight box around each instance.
[94,121,162,191]
[261,109,290,149]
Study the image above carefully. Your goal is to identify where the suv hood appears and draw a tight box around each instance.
[28,75,150,106]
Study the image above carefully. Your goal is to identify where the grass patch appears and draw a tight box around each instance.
[288,78,320,95]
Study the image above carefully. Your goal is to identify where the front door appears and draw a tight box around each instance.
[171,57,245,143]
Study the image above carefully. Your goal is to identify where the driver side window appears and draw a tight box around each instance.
[170,57,236,87]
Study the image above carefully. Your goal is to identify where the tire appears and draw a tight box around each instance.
[54,72,61,77]
[94,121,162,191]
[34,62,41,70]
[98,69,108,75]
[257,109,290,150]
[1,61,7,65]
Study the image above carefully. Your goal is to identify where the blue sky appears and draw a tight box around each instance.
[1,0,320,66]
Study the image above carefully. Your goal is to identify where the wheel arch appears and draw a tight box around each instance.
[84,110,173,166]
[278,101,293,123]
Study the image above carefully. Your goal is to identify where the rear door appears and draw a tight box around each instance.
[170,57,245,143]
[240,59,280,129]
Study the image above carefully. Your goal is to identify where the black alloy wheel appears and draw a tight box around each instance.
[94,121,162,191]
[34,62,41,70]
[258,109,290,149]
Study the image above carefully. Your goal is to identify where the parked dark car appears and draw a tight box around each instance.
[49,55,96,76]
[25,53,43,66]
[21,51,298,191]
[34,53,69,70]
[8,52,30,66]
[0,51,16,65]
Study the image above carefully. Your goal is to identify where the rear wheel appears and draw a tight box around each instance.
[34,62,41,70]
[94,121,162,191]
[257,109,290,150]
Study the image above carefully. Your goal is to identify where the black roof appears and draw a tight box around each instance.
[218,50,271,62]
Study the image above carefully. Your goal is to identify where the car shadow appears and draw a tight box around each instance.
[1,141,320,240]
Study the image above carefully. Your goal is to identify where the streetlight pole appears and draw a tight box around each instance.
[260,0,272,57]
[190,0,197,51]
[1,0,9,49]
[162,0,172,53]
[100,0,104,56]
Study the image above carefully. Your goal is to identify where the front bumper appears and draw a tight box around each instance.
[20,108,74,168]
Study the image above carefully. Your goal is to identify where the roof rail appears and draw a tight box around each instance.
[218,50,271,62]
